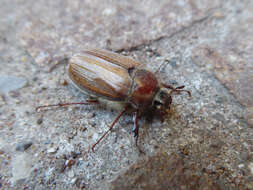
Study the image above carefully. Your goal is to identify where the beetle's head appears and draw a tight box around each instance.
[153,84,191,111]
[153,88,172,111]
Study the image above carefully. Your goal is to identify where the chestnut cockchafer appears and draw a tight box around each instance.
[37,49,191,153]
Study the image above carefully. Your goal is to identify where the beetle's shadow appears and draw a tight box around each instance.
[138,105,182,143]
[142,105,179,124]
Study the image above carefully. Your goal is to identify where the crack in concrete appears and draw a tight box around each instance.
[115,8,219,53]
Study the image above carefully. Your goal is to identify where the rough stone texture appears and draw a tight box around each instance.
[19,0,221,65]
[110,152,225,190]
[192,47,253,107]
[0,0,253,190]
[190,1,253,111]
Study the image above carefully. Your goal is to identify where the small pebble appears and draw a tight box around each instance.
[238,164,244,169]
[37,118,43,125]
[71,177,77,184]
[66,159,76,168]
[47,147,58,153]
[61,79,68,86]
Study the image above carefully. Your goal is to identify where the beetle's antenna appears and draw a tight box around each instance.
[163,84,191,97]
[36,99,99,111]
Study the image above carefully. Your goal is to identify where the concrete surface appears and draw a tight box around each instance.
[0,0,252,189]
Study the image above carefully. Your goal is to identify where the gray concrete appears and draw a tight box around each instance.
[0,0,252,189]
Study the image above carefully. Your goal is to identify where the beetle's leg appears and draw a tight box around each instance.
[159,109,168,123]
[132,111,139,141]
[91,106,129,152]
[49,57,69,72]
[132,110,145,154]
[36,99,99,111]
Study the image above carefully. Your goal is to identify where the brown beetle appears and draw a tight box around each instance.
[37,49,191,152]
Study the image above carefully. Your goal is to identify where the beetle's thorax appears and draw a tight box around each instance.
[128,69,159,109]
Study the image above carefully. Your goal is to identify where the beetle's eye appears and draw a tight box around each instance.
[154,100,163,109]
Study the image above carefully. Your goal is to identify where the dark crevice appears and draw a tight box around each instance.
[115,8,218,53]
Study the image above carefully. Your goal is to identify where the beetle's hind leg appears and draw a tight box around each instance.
[36,99,99,111]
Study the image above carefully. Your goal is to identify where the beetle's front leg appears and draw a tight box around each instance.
[132,110,145,154]
[132,110,139,140]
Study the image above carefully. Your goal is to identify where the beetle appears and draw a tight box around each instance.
[37,49,191,152]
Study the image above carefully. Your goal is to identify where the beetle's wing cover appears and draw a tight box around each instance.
[83,49,142,69]
[69,51,135,100]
